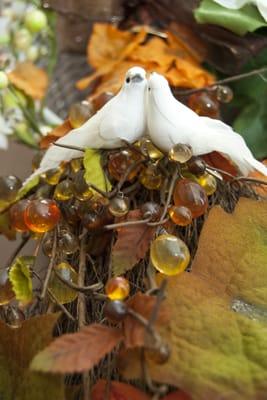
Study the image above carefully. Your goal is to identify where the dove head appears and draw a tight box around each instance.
[148,72,170,92]
[124,67,147,88]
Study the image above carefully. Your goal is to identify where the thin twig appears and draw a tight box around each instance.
[40,230,57,299]
[47,288,76,322]
[53,142,86,153]
[175,66,267,96]
[5,234,30,270]
[104,218,151,230]
[54,269,103,294]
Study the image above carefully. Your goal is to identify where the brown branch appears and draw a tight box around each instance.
[5,234,30,270]
[54,269,103,294]
[53,142,86,153]
[104,217,151,230]
[47,288,76,322]
[40,230,57,299]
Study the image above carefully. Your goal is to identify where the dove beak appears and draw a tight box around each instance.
[131,73,144,83]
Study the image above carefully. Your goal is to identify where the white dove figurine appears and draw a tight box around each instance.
[147,72,267,176]
[24,66,147,185]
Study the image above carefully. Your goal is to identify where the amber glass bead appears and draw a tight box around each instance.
[6,308,25,329]
[138,138,164,160]
[0,175,22,202]
[108,195,129,217]
[188,92,219,118]
[215,85,233,103]
[145,343,170,365]
[32,151,44,171]
[187,157,206,176]
[173,179,208,218]
[35,184,52,199]
[108,149,143,182]
[58,231,79,255]
[70,158,83,173]
[139,164,163,190]
[73,171,93,201]
[169,143,193,164]
[42,167,64,186]
[54,180,74,201]
[150,234,190,276]
[0,270,15,305]
[83,210,112,231]
[24,199,61,233]
[69,100,94,128]
[92,91,114,111]
[169,205,192,226]
[197,173,217,196]
[60,201,80,225]
[104,300,128,322]
[49,262,78,304]
[9,199,31,232]
[105,277,130,301]
[141,202,160,221]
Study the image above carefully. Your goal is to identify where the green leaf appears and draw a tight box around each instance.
[0,313,64,400]
[83,148,111,193]
[233,102,267,159]
[16,175,40,200]
[9,256,35,304]
[194,0,267,36]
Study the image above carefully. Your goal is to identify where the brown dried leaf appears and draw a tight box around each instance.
[92,379,150,400]
[31,323,123,373]
[112,210,156,276]
[8,62,48,100]
[124,292,169,349]
[40,120,72,149]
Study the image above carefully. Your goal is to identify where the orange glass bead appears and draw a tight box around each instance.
[150,234,190,276]
[168,205,192,226]
[69,101,94,128]
[139,164,163,190]
[0,269,15,305]
[9,199,31,232]
[188,92,219,118]
[108,149,143,181]
[105,277,130,300]
[173,179,208,218]
[24,199,61,233]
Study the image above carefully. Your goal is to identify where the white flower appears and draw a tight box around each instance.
[213,0,267,22]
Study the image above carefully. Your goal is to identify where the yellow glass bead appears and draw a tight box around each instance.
[168,205,192,226]
[169,143,193,163]
[138,138,164,160]
[197,173,217,196]
[54,180,74,201]
[73,171,93,201]
[69,101,94,128]
[42,167,64,186]
[49,262,78,304]
[108,195,129,217]
[0,269,15,305]
[70,158,83,173]
[215,85,233,103]
[105,277,130,301]
[150,234,190,276]
[139,165,163,190]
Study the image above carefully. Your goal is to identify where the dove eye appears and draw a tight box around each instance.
[126,77,130,84]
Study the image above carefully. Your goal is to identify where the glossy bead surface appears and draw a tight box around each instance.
[139,165,163,190]
[54,180,74,201]
[73,171,93,201]
[187,157,206,176]
[24,10,47,33]
[141,202,161,221]
[138,138,164,160]
[150,234,190,276]
[70,158,83,173]
[24,199,61,233]
[108,195,129,217]
[169,144,193,164]
[49,262,78,304]
[60,201,80,225]
[168,205,192,226]
[42,167,63,186]
[145,343,170,365]
[69,101,94,128]
[197,173,217,196]
[82,210,112,231]
[42,234,54,257]
[5,308,25,329]
[173,179,208,218]
[9,199,31,232]
[188,92,219,118]
[105,277,130,301]
[0,270,15,305]
[104,300,128,322]
[0,176,22,202]
[216,85,233,103]
[58,231,79,255]
[108,150,143,181]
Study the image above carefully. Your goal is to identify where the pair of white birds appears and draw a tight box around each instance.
[29,66,267,184]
